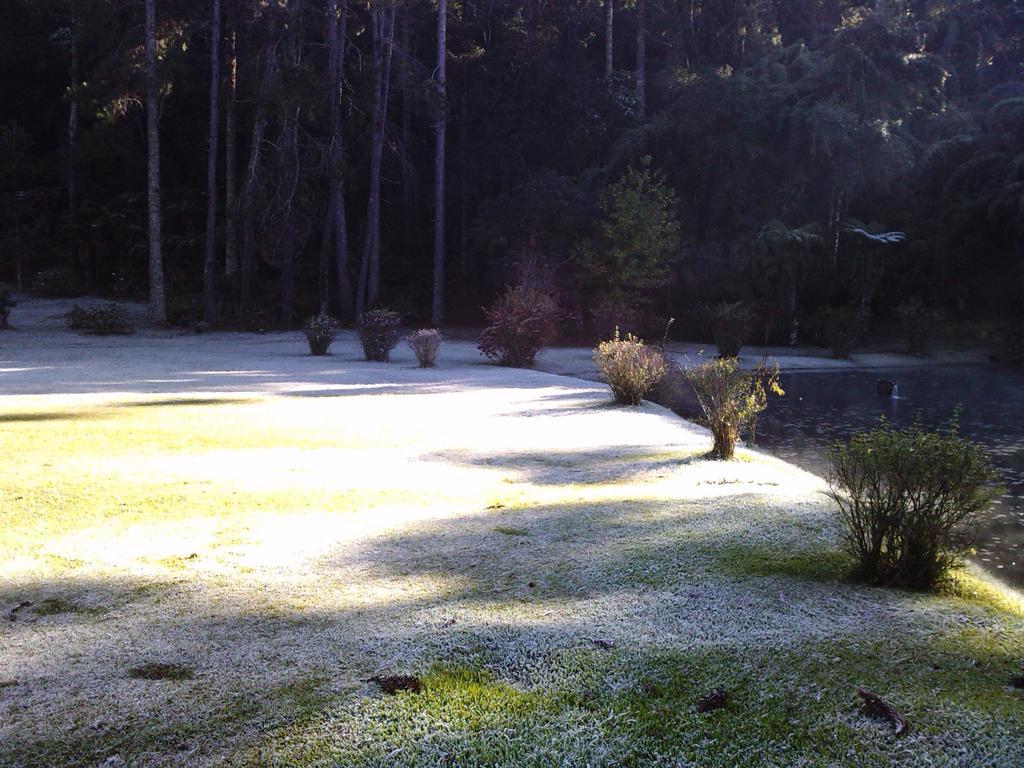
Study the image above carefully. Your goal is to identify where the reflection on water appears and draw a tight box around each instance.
[754,365,1024,586]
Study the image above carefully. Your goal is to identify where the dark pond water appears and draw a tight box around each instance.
[754,365,1024,587]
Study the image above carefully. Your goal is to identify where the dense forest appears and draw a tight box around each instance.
[1,0,1022,339]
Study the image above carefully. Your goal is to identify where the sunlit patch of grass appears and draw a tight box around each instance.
[939,566,1024,617]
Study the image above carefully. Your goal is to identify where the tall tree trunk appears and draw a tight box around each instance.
[67,0,80,279]
[431,0,446,326]
[224,27,238,282]
[635,0,646,119]
[240,46,271,316]
[356,3,396,317]
[239,114,265,316]
[280,107,300,326]
[400,0,413,249]
[145,0,166,323]
[203,0,222,323]
[319,0,351,317]
[605,0,613,79]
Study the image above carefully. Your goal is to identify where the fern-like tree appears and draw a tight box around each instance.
[753,220,824,344]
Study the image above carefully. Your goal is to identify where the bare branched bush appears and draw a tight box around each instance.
[827,420,1001,590]
[594,330,667,405]
[304,313,337,356]
[406,329,443,367]
[477,285,558,368]
[685,357,783,459]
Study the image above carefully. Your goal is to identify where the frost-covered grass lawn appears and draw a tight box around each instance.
[1,298,1022,767]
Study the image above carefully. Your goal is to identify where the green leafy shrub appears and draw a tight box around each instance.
[826,420,1002,590]
[406,329,443,367]
[0,288,15,329]
[64,303,135,335]
[304,313,337,356]
[821,306,868,359]
[685,357,783,459]
[358,309,402,362]
[32,267,80,297]
[709,301,755,358]
[593,330,667,405]
[477,285,558,367]
[896,298,942,355]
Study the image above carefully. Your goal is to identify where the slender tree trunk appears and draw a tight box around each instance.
[203,0,222,323]
[334,0,352,319]
[224,27,238,282]
[280,108,300,326]
[635,0,646,119]
[240,45,271,316]
[401,0,412,218]
[145,0,166,323]
[605,0,613,79]
[431,0,446,326]
[68,0,80,278]
[357,4,396,316]
[319,0,351,317]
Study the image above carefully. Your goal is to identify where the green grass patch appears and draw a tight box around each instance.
[712,544,854,582]
[493,525,529,537]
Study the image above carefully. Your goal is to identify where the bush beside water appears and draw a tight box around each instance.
[827,419,1001,590]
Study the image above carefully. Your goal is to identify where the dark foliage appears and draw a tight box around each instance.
[0,289,14,329]
[477,285,558,368]
[64,303,134,335]
[709,302,755,359]
[32,268,80,298]
[820,306,868,359]
[896,298,942,356]
[826,420,1001,590]
[358,309,402,362]
[0,2,1021,331]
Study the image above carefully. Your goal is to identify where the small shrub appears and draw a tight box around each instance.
[594,329,667,405]
[827,419,1001,590]
[896,298,942,355]
[64,303,134,335]
[32,267,80,297]
[0,289,15,329]
[685,357,783,459]
[477,285,558,367]
[820,306,868,359]
[406,328,443,367]
[358,309,402,362]
[166,295,205,328]
[304,313,337,356]
[709,301,755,358]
